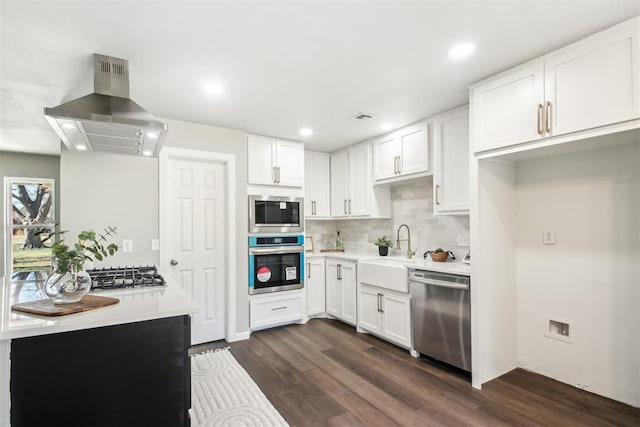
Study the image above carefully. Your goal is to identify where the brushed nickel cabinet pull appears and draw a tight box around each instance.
[380,294,384,313]
[307,262,311,278]
[537,103,544,136]
[343,199,347,215]
[545,101,552,134]
[337,264,342,280]
[271,306,287,311]
[348,199,352,214]
[272,166,277,183]
[397,156,401,175]
[435,184,441,205]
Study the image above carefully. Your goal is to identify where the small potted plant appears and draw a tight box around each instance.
[40,226,119,304]
[428,248,449,262]
[374,236,393,256]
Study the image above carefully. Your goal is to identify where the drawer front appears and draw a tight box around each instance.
[250,294,303,329]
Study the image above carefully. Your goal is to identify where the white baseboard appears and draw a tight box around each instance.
[227,330,251,342]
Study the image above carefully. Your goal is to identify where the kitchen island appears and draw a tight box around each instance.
[0,274,199,427]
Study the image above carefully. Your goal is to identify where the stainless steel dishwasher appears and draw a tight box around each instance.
[410,269,471,372]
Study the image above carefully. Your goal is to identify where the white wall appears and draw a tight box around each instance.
[515,142,640,406]
[161,118,250,334]
[60,150,158,268]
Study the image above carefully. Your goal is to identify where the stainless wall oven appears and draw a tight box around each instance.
[249,195,304,233]
[248,235,304,295]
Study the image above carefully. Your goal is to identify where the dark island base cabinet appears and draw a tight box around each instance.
[11,315,191,427]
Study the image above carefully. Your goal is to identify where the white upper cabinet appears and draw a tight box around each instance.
[545,23,639,137]
[330,142,390,218]
[330,150,350,217]
[247,134,304,187]
[373,121,429,182]
[433,106,470,215]
[471,63,545,152]
[304,151,331,218]
[471,17,639,153]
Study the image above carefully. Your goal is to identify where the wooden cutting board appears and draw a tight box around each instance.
[11,295,120,317]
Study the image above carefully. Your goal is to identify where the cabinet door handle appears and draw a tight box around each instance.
[307,262,311,278]
[435,184,440,205]
[272,166,277,183]
[271,306,287,311]
[337,264,342,280]
[348,199,352,214]
[397,156,401,175]
[344,199,347,215]
[313,201,317,215]
[277,166,281,184]
[545,101,552,134]
[377,293,381,312]
[537,103,544,136]
[393,156,397,174]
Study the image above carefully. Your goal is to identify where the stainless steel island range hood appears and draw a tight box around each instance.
[45,54,167,157]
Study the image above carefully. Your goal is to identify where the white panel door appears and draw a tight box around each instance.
[325,261,340,317]
[545,24,639,137]
[373,134,398,181]
[472,62,545,152]
[306,258,326,316]
[330,151,349,217]
[433,107,470,215]
[247,135,276,185]
[340,262,357,325]
[381,292,411,348]
[275,140,304,187]
[398,123,429,176]
[168,159,226,345]
[348,144,371,217]
[358,286,382,334]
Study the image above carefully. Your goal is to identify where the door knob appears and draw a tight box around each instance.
[170,259,178,266]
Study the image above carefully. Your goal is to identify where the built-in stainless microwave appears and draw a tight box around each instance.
[248,195,304,233]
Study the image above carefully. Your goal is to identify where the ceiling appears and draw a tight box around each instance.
[1,1,639,155]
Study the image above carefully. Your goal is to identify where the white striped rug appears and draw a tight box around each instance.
[190,347,288,427]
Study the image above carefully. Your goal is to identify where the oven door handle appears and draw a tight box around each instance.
[249,246,304,255]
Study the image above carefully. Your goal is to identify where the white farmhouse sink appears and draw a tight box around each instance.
[357,258,413,292]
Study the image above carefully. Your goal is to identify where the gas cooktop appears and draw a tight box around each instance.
[87,266,166,290]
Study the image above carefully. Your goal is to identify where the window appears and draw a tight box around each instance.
[6,178,55,273]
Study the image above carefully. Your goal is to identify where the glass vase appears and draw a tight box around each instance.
[44,263,92,304]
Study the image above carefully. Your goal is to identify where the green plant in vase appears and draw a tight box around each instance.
[39,226,119,304]
[374,235,393,256]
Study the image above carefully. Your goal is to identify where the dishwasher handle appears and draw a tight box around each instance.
[411,279,469,290]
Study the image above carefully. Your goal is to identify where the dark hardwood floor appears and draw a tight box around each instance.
[198,319,640,426]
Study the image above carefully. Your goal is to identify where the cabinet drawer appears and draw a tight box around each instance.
[250,293,303,329]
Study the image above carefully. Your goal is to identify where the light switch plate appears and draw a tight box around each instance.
[122,239,133,253]
[456,235,470,247]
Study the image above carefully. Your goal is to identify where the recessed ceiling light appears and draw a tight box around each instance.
[147,132,157,139]
[299,128,313,137]
[75,144,87,151]
[380,122,393,131]
[62,123,76,130]
[204,82,225,94]
[447,42,476,59]
[142,150,153,156]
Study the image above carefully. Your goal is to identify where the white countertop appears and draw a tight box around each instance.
[305,251,471,276]
[0,276,199,341]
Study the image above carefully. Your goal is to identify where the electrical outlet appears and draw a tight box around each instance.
[151,239,159,251]
[456,235,470,247]
[543,230,556,245]
[122,239,133,253]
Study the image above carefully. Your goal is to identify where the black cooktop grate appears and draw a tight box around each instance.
[87,265,166,290]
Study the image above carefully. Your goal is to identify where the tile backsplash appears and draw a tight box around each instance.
[305,177,470,259]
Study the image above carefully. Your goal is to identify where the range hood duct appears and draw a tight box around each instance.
[44,54,167,157]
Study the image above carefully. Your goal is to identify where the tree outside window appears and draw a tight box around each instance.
[8,178,55,273]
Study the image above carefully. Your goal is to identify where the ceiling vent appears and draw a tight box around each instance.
[351,112,374,121]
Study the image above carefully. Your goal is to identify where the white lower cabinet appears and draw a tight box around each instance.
[306,257,326,317]
[250,290,304,330]
[325,258,357,325]
[357,283,412,349]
